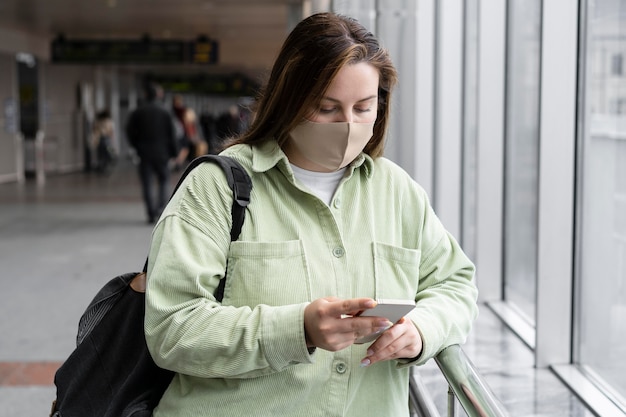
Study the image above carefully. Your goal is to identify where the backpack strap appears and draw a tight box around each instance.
[141,155,252,273]
[196,155,252,241]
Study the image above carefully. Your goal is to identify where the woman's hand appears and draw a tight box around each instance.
[359,317,423,367]
[304,297,393,352]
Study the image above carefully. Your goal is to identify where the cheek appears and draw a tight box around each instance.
[358,111,378,124]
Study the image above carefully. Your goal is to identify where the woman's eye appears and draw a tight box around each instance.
[315,104,373,116]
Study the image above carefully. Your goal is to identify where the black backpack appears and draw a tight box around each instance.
[50,155,252,417]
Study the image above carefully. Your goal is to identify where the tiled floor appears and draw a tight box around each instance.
[0,160,597,417]
[417,306,596,417]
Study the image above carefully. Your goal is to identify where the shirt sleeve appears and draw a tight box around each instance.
[144,165,314,379]
[402,186,479,366]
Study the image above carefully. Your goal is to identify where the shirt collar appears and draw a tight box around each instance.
[250,139,374,179]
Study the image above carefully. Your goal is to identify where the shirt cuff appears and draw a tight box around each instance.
[403,310,442,366]
[260,303,314,370]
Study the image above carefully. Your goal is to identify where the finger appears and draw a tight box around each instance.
[360,340,403,367]
[371,325,402,353]
[354,316,394,334]
[321,311,391,344]
[329,312,390,336]
[329,298,377,317]
[360,323,415,366]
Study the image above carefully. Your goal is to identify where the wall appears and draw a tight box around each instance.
[42,64,101,172]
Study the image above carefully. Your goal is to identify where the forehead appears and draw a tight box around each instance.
[323,62,379,101]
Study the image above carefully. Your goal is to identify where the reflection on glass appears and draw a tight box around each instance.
[577,0,626,407]
[503,0,541,324]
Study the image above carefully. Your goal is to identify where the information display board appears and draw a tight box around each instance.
[51,38,218,65]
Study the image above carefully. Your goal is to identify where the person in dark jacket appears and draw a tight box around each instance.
[126,83,179,224]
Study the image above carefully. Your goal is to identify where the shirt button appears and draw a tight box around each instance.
[332,247,345,258]
[333,198,341,208]
[335,362,347,374]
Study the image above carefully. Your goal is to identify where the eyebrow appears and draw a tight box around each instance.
[321,95,378,104]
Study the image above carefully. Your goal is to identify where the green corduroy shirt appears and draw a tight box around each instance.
[145,140,478,417]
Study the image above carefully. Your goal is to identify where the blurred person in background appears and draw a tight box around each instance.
[91,108,117,175]
[172,95,208,168]
[126,83,178,224]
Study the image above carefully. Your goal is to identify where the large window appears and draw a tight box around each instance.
[576,0,626,408]
[461,0,479,259]
[503,0,542,324]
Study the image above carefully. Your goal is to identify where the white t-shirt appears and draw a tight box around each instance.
[290,164,346,205]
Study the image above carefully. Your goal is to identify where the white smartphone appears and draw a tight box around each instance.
[354,299,416,344]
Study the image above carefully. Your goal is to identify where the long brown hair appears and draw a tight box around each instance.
[227,12,397,158]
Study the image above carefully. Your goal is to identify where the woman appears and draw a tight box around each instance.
[145,12,478,416]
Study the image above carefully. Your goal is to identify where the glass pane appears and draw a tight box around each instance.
[461,0,478,259]
[503,0,541,323]
[577,0,626,407]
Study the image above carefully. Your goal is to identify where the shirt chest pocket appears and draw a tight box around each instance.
[224,240,312,307]
[372,242,421,300]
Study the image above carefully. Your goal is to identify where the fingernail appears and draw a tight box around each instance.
[366,349,373,356]
[360,358,371,367]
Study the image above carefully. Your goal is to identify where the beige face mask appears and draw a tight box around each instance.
[288,120,375,171]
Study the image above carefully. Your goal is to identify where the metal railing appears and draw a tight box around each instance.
[410,344,509,417]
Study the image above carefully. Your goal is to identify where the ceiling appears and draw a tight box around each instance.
[0,0,307,74]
